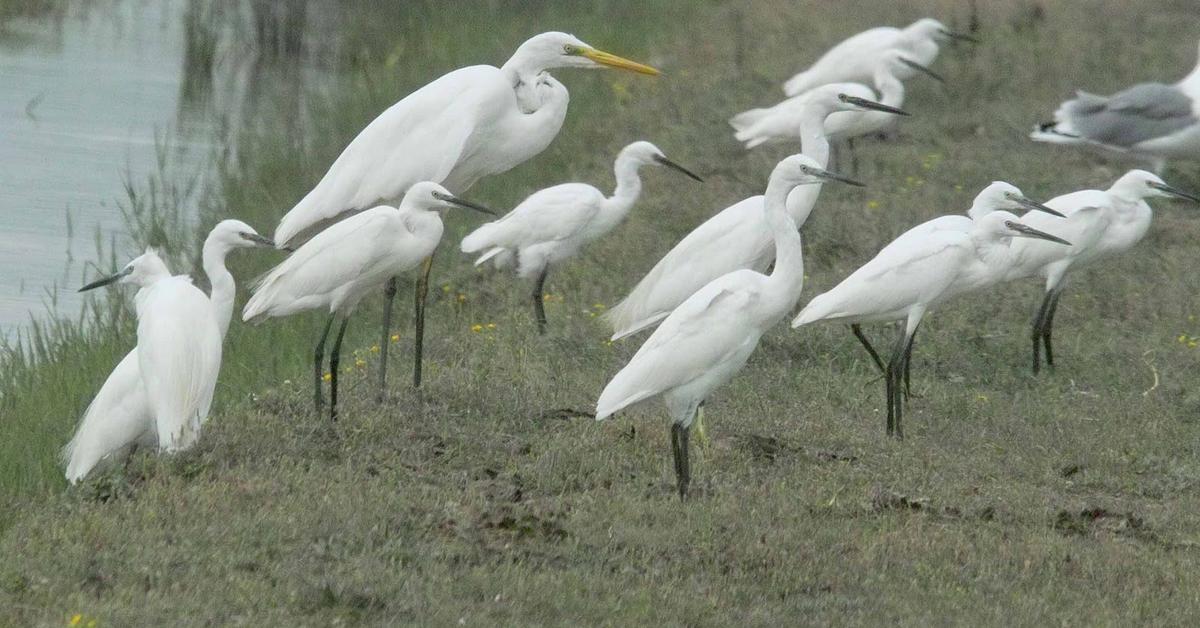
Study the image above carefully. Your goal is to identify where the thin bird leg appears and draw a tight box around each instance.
[903,327,918,400]
[1042,288,1064,370]
[376,276,398,403]
[313,315,335,413]
[693,402,710,451]
[847,137,859,176]
[532,267,549,335]
[885,329,905,438]
[851,323,886,373]
[895,322,920,440]
[671,422,691,500]
[670,423,683,494]
[328,317,350,422]
[1030,290,1055,375]
[412,251,436,389]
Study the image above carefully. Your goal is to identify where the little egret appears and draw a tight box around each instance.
[76,249,224,453]
[793,212,1070,438]
[269,32,659,396]
[596,155,860,499]
[63,221,272,482]
[244,182,496,421]
[1002,170,1200,373]
[460,140,702,333]
[782,18,975,97]
[606,88,904,340]
[1032,40,1200,173]
[730,87,911,151]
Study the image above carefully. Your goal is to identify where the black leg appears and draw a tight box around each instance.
[532,267,549,335]
[313,315,335,413]
[328,317,349,422]
[847,137,859,176]
[1043,289,1063,369]
[903,327,918,400]
[413,252,435,389]
[1030,290,1054,375]
[851,324,885,373]
[884,323,917,440]
[671,423,691,500]
[895,325,919,440]
[377,276,398,403]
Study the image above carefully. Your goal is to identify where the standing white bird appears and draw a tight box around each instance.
[781,17,975,97]
[604,87,902,341]
[1001,170,1200,373]
[63,222,272,483]
[730,85,910,151]
[1031,40,1200,173]
[460,141,702,333]
[793,212,1070,438]
[75,249,224,454]
[244,182,496,421]
[269,32,659,396]
[596,155,859,498]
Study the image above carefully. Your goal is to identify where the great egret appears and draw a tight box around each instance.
[596,155,860,499]
[269,32,659,396]
[793,212,1070,438]
[244,182,496,421]
[1001,170,1200,373]
[63,222,272,483]
[1031,40,1200,173]
[75,249,224,453]
[605,87,905,340]
[460,140,702,333]
[846,182,1063,378]
[782,18,975,97]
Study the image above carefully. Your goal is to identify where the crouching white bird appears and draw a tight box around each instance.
[1031,40,1200,173]
[63,221,272,483]
[793,211,1071,439]
[1001,170,1200,373]
[244,182,496,421]
[460,140,702,334]
[782,17,975,97]
[596,155,860,499]
[270,31,659,394]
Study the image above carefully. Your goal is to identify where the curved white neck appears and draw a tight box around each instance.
[875,72,905,106]
[798,111,832,167]
[763,178,805,303]
[202,240,235,339]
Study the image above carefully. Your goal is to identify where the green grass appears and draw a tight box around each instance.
[5,0,1200,623]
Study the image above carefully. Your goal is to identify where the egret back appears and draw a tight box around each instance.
[62,350,154,483]
[782,26,902,96]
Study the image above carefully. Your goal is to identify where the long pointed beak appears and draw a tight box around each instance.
[897,57,945,83]
[1005,220,1071,246]
[78,267,131,292]
[653,155,704,182]
[940,29,979,43]
[838,94,910,116]
[434,191,499,216]
[1014,195,1066,218]
[580,47,660,76]
[810,167,865,188]
[1150,181,1200,203]
[244,233,275,248]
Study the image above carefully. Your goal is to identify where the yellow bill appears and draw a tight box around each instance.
[580,47,661,76]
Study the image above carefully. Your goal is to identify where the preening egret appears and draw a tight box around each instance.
[63,222,272,483]
[244,182,496,421]
[782,18,975,97]
[269,32,659,396]
[460,140,702,333]
[846,182,1063,377]
[1031,40,1200,173]
[793,212,1070,438]
[596,155,860,499]
[76,249,224,453]
[1002,170,1200,373]
[605,88,903,340]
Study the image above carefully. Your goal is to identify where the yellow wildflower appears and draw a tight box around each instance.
[355,358,367,368]
[486,323,496,330]
[456,293,467,303]
[471,324,483,333]
[391,334,400,342]
[369,345,380,353]
[70,615,82,627]
[322,373,332,382]
[866,200,880,209]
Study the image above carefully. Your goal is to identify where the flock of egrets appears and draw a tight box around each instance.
[64,20,1200,498]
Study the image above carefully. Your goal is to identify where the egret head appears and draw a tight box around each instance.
[206,219,274,250]
[508,32,659,76]
[404,181,498,217]
[834,91,911,117]
[974,211,1072,246]
[1112,170,1200,203]
[79,248,171,292]
[770,154,865,190]
[908,18,978,43]
[619,141,703,182]
[969,181,1063,219]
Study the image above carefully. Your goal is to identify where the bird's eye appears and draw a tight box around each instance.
[563,44,580,55]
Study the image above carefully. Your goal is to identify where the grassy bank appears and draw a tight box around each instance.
[4,0,1200,623]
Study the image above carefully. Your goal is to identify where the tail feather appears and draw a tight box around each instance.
[473,247,508,267]
[728,107,769,133]
[461,222,503,254]
[782,72,811,97]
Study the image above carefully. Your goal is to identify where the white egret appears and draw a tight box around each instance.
[793,212,1070,438]
[270,32,659,395]
[596,155,860,498]
[63,221,272,483]
[1002,170,1200,373]
[244,182,496,421]
[74,249,223,454]
[781,18,975,97]
[1031,40,1200,173]
[460,140,702,333]
[605,87,905,340]
[730,85,911,151]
